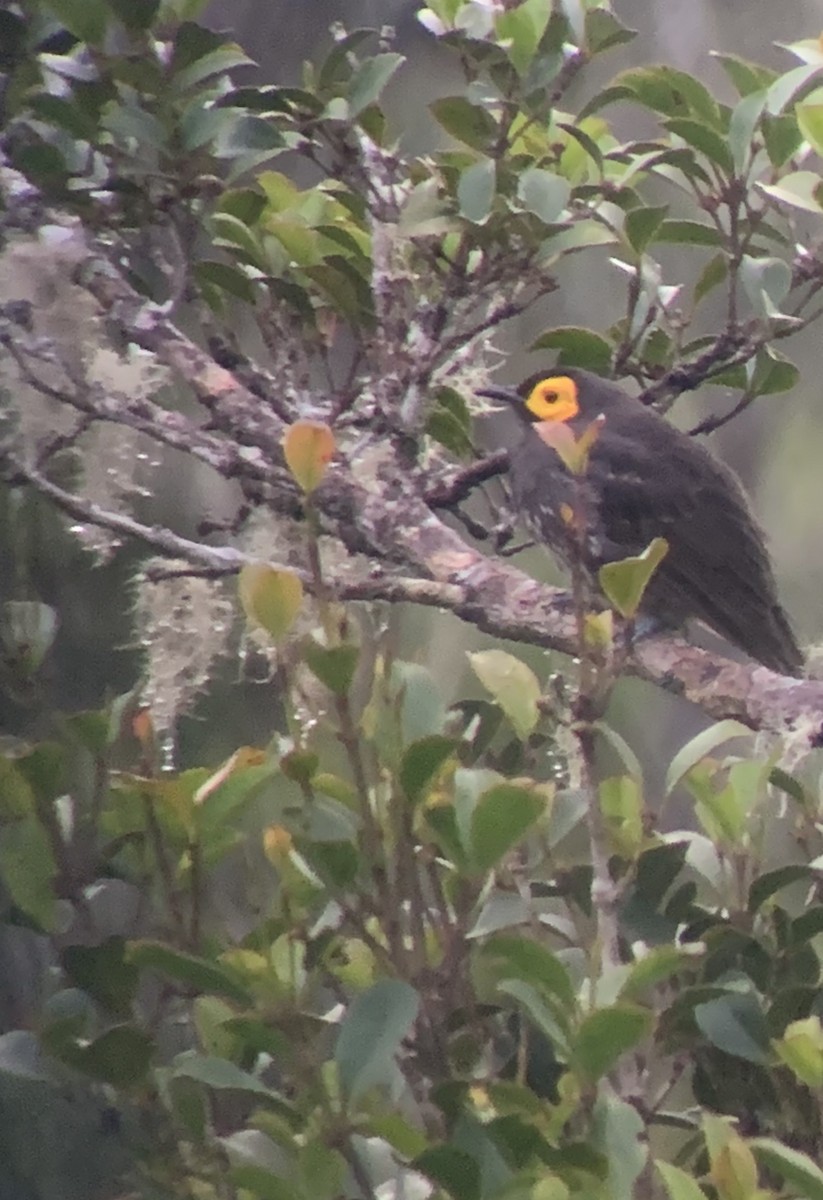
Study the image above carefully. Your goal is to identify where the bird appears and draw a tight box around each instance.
[480,368,803,676]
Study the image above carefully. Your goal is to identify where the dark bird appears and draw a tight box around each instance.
[481,368,803,676]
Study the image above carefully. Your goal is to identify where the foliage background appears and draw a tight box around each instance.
[4,2,823,1200]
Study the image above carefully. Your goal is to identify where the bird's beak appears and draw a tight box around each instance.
[477,386,520,406]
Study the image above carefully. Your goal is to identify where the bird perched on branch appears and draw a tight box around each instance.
[481,368,803,676]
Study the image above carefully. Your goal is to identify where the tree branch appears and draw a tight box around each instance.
[1,185,817,746]
[7,451,822,744]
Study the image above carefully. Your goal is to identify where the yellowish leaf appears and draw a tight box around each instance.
[238,564,303,642]
[282,420,336,492]
[194,747,267,805]
[263,824,293,863]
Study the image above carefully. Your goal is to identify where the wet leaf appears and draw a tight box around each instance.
[335,980,419,1102]
[282,420,336,492]
[598,537,668,618]
[238,565,303,642]
[468,649,540,740]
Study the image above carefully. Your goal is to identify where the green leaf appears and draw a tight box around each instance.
[693,253,728,305]
[781,37,823,66]
[543,788,586,850]
[73,1025,152,1086]
[218,117,286,167]
[413,1146,480,1200]
[301,841,359,889]
[347,53,404,117]
[769,765,811,809]
[0,758,35,820]
[16,743,66,808]
[30,94,98,141]
[173,44,256,93]
[663,118,733,172]
[63,938,138,1018]
[317,30,375,89]
[774,1017,823,1087]
[740,255,791,316]
[305,259,373,321]
[479,934,576,1010]
[585,9,636,56]
[400,735,457,805]
[758,171,823,215]
[750,1139,823,1200]
[46,0,108,43]
[624,205,668,254]
[336,980,419,1102]
[712,53,777,98]
[573,1005,653,1084]
[766,62,823,116]
[556,119,606,174]
[656,1160,711,1200]
[471,784,545,871]
[694,991,771,1064]
[0,814,56,928]
[468,649,540,740]
[607,66,720,124]
[392,661,447,743]
[599,775,643,858]
[102,97,167,151]
[496,979,570,1055]
[298,1140,345,1198]
[107,0,160,30]
[458,159,496,224]
[749,865,813,913]
[593,722,643,786]
[751,348,799,395]
[635,842,689,909]
[763,112,804,166]
[366,1111,428,1158]
[173,1051,279,1096]
[496,0,551,74]
[540,220,619,259]
[665,720,751,795]
[654,219,720,247]
[591,1088,647,1199]
[598,538,669,619]
[516,168,570,224]
[195,260,257,305]
[619,945,702,1001]
[212,211,265,263]
[301,639,359,695]
[530,326,613,371]
[424,804,466,869]
[430,97,498,151]
[728,90,767,172]
[426,387,473,457]
[128,941,252,1006]
[686,767,748,846]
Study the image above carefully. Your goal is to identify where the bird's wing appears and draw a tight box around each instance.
[589,418,801,671]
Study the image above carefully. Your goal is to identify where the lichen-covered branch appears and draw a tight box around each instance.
[1,168,820,746]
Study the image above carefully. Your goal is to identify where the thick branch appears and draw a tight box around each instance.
[10,456,823,744]
[1,202,817,745]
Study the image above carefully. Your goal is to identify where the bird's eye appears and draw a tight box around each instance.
[524,376,580,423]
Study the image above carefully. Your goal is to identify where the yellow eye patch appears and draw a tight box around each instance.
[524,375,580,423]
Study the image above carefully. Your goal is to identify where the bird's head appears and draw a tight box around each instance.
[479,371,585,426]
